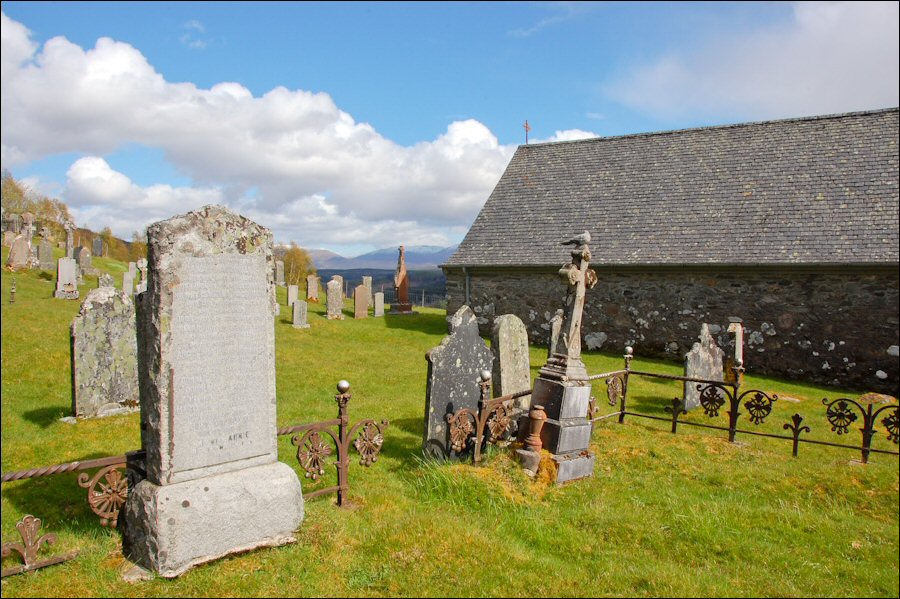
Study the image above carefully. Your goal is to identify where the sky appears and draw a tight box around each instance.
[1,1,897,257]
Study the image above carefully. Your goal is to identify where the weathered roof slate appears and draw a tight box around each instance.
[445,108,899,268]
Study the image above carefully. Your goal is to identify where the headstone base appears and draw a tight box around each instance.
[123,461,304,578]
[292,323,310,329]
[326,313,345,320]
[515,448,542,476]
[389,303,417,315]
[54,289,80,300]
[531,377,591,420]
[540,419,593,454]
[552,451,595,484]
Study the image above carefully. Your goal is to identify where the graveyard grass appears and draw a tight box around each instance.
[1,248,898,598]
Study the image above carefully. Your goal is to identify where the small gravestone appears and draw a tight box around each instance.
[326,279,344,319]
[92,237,104,257]
[306,274,319,302]
[71,287,139,418]
[275,260,285,287]
[683,323,725,411]
[38,237,54,270]
[548,309,564,358]
[123,205,304,578]
[292,300,310,329]
[491,314,532,411]
[5,235,30,270]
[353,285,368,319]
[98,273,114,288]
[128,261,137,278]
[287,284,299,308]
[373,292,384,317]
[123,271,135,294]
[423,305,493,458]
[362,276,373,307]
[2,231,14,247]
[54,257,79,299]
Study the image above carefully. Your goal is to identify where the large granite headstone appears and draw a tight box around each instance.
[292,300,310,329]
[353,285,368,319]
[373,292,384,317]
[122,205,304,578]
[54,257,79,299]
[306,274,319,303]
[491,314,532,412]
[683,323,725,411]
[326,279,344,320]
[275,260,285,287]
[287,284,299,308]
[71,287,139,418]
[331,275,344,299]
[423,306,493,458]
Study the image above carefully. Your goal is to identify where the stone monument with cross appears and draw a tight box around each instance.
[122,205,304,578]
[522,231,598,483]
[389,245,415,314]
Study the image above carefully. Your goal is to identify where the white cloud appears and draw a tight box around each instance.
[534,129,599,143]
[604,1,899,121]
[0,12,518,251]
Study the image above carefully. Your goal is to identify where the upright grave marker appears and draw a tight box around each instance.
[683,323,725,411]
[373,292,384,317]
[362,275,373,307]
[292,300,310,329]
[54,257,79,299]
[353,285,369,319]
[524,232,597,483]
[275,260,285,287]
[287,284,299,308]
[326,278,344,320]
[423,305,493,458]
[389,245,415,314]
[92,237,104,257]
[38,229,54,271]
[306,274,319,303]
[123,205,304,578]
[71,287,139,418]
[491,314,532,412]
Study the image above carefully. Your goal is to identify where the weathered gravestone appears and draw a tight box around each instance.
[390,246,415,314]
[331,275,344,298]
[423,305,493,458]
[373,292,384,317]
[491,314,532,412]
[122,271,134,294]
[287,284,299,308]
[275,260,285,287]
[326,279,344,320]
[547,309,564,358]
[353,285,368,319]
[71,287,139,418]
[2,231,14,247]
[38,237,54,271]
[98,273,114,288]
[75,246,98,276]
[524,232,597,483]
[128,261,137,279]
[306,274,319,303]
[54,257,79,299]
[64,222,75,259]
[92,237,104,257]
[683,323,725,411]
[123,205,304,578]
[362,276,373,307]
[292,299,310,329]
[136,258,148,293]
[5,236,30,270]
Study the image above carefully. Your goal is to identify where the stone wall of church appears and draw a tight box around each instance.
[443,265,899,393]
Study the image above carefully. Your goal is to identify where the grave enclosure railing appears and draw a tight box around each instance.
[448,348,899,466]
[1,381,388,577]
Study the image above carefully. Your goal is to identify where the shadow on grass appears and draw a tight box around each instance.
[381,311,447,336]
[379,417,429,468]
[23,406,70,428]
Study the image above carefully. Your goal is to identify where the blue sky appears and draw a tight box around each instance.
[2,2,897,256]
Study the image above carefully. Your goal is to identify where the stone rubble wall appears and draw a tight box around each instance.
[444,265,899,393]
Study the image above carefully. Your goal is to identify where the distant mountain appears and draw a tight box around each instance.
[307,244,458,270]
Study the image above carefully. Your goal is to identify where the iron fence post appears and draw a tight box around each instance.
[727,360,745,443]
[618,346,633,424]
[335,380,351,506]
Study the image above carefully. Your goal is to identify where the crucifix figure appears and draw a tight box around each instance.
[540,231,598,381]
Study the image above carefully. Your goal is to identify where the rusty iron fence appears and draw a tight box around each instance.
[1,381,388,576]
[446,348,898,465]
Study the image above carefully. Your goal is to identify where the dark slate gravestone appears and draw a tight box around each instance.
[423,305,493,458]
[93,237,104,257]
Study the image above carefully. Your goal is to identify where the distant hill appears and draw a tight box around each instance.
[307,245,458,270]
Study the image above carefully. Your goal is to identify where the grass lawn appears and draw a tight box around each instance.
[2,249,898,597]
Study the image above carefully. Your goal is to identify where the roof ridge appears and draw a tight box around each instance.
[522,106,899,149]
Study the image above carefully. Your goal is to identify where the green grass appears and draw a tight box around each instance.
[2,249,898,597]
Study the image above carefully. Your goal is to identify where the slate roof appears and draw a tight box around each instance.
[445,108,899,268]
